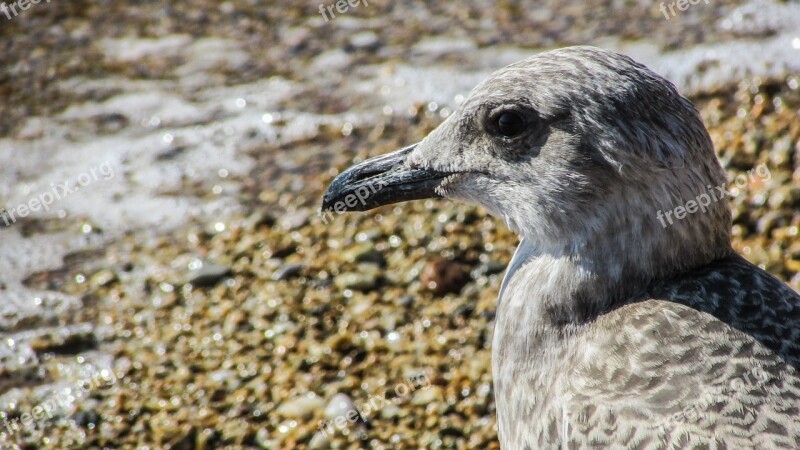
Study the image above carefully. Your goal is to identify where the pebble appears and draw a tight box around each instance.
[421,256,471,295]
[335,263,380,290]
[255,429,274,448]
[412,386,444,406]
[279,211,309,231]
[324,393,355,419]
[347,31,381,51]
[342,243,384,265]
[381,403,402,419]
[276,393,325,419]
[90,269,118,288]
[186,262,231,287]
[271,263,303,281]
[308,432,331,449]
[768,185,800,209]
[30,327,97,354]
[756,210,788,235]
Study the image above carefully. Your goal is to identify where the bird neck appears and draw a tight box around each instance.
[498,239,639,330]
[498,167,734,327]
[502,213,730,329]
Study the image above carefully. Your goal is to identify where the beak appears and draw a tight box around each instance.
[322,144,451,212]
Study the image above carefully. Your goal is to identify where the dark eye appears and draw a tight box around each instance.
[495,111,525,137]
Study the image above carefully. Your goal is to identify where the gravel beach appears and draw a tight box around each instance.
[1,1,799,448]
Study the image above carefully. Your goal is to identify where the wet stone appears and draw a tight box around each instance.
[186,262,232,287]
[271,263,303,281]
[347,31,381,52]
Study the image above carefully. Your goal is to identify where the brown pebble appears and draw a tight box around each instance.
[421,256,470,295]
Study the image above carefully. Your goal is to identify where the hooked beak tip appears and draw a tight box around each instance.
[321,144,451,214]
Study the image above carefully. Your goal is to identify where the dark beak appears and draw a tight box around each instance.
[322,144,451,212]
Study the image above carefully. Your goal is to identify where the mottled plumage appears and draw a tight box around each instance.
[322,46,800,449]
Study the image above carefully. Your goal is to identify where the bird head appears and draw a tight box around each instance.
[323,46,731,276]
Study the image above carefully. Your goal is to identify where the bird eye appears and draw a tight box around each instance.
[495,111,525,137]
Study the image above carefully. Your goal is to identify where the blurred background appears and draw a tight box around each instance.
[0,0,799,448]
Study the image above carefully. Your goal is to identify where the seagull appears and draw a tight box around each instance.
[321,46,800,449]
